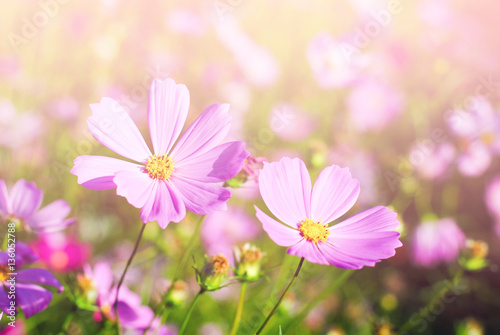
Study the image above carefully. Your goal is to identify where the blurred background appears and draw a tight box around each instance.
[1,0,500,334]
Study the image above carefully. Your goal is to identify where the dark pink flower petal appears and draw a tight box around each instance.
[287,239,329,265]
[148,78,190,155]
[115,286,154,330]
[258,157,312,224]
[16,282,53,318]
[140,181,186,228]
[0,179,12,214]
[255,206,302,247]
[175,141,249,183]
[10,180,43,219]
[170,103,231,162]
[71,155,143,190]
[17,268,63,292]
[171,176,230,215]
[88,97,151,162]
[310,165,360,224]
[25,200,75,233]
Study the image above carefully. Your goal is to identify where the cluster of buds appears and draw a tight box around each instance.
[195,254,230,292]
[234,243,265,282]
[460,239,489,271]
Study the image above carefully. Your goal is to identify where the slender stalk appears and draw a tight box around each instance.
[145,215,206,334]
[229,282,249,335]
[255,257,305,335]
[114,223,146,334]
[178,289,204,335]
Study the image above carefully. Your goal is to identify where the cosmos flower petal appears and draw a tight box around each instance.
[71,155,144,190]
[88,97,152,162]
[170,103,231,162]
[114,170,156,209]
[16,282,53,318]
[311,165,360,223]
[328,206,400,235]
[10,179,43,219]
[140,181,186,228]
[24,200,75,233]
[175,141,249,183]
[115,286,154,329]
[317,242,375,269]
[258,157,312,224]
[255,206,302,246]
[17,268,64,292]
[287,239,329,265]
[0,179,12,214]
[148,78,190,155]
[93,262,114,297]
[171,176,230,215]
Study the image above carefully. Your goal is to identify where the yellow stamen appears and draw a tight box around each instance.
[481,132,495,145]
[146,154,174,180]
[298,218,330,243]
[0,265,9,282]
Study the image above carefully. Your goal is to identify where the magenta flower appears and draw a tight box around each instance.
[0,242,63,318]
[412,218,466,267]
[80,262,154,330]
[0,179,75,233]
[71,78,249,228]
[255,157,402,269]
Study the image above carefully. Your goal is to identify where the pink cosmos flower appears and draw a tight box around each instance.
[71,78,249,228]
[411,142,456,180]
[347,78,405,132]
[80,262,154,330]
[255,157,402,269]
[31,233,91,272]
[412,218,466,267]
[0,242,63,318]
[0,179,75,233]
[202,207,260,261]
[269,103,317,142]
[486,176,500,236]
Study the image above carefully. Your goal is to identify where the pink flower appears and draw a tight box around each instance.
[255,157,402,269]
[269,104,317,142]
[411,142,456,179]
[348,78,405,132]
[202,207,260,261]
[306,32,370,89]
[412,218,466,267]
[71,78,249,228]
[31,233,91,272]
[81,262,154,330]
[0,179,75,233]
[486,176,500,236]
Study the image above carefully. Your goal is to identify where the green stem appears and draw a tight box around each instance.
[285,270,353,333]
[255,257,305,335]
[229,282,249,335]
[397,269,464,334]
[114,223,146,335]
[145,215,206,333]
[178,289,204,335]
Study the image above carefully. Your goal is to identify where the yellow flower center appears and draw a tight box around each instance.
[0,265,9,282]
[298,218,330,243]
[212,254,229,274]
[481,132,495,145]
[77,274,94,293]
[146,154,174,180]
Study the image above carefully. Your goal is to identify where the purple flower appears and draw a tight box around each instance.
[412,218,466,267]
[0,242,63,318]
[71,78,249,228]
[255,157,402,269]
[81,262,154,330]
[0,179,75,233]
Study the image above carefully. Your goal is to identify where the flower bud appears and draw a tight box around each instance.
[165,280,189,307]
[197,254,229,291]
[460,240,489,271]
[234,243,265,282]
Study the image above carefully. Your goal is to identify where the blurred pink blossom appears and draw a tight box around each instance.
[307,32,371,89]
[167,9,206,36]
[411,142,456,179]
[347,78,405,131]
[201,207,260,261]
[31,233,91,272]
[412,218,466,267]
[0,100,42,150]
[486,176,500,236]
[216,20,280,88]
[456,141,491,177]
[269,103,316,142]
